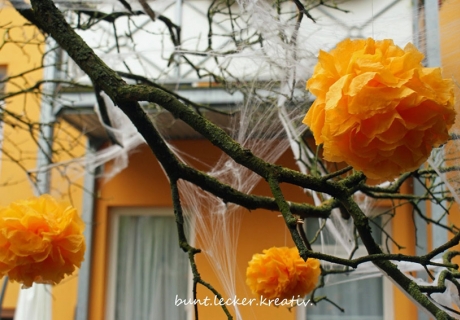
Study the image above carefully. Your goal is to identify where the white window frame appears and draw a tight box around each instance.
[0,66,6,180]
[297,208,394,320]
[105,207,194,320]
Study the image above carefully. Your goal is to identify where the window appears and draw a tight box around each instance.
[0,66,6,185]
[301,209,392,320]
[0,66,5,96]
[305,276,384,320]
[106,208,191,320]
[0,65,5,124]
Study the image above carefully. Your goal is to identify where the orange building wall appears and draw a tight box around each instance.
[0,1,456,319]
[90,141,301,320]
[89,140,417,320]
[0,7,84,319]
[0,6,44,315]
[440,0,460,268]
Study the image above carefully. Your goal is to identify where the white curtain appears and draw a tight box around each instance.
[306,277,384,320]
[115,215,189,320]
[14,284,52,320]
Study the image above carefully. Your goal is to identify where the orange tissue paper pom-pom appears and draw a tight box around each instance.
[246,247,321,301]
[303,38,456,181]
[0,194,86,288]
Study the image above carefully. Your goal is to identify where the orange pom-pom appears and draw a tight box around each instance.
[304,38,456,181]
[246,247,320,300]
[0,195,86,287]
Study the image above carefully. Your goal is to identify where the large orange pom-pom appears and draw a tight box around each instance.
[303,38,456,181]
[0,195,86,287]
[246,247,320,300]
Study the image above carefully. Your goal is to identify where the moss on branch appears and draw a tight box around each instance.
[16,0,460,318]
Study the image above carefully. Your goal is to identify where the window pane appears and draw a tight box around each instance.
[0,66,5,99]
[115,215,189,320]
[306,277,384,320]
[305,214,385,319]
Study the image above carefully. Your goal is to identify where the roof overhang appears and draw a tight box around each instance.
[55,88,244,142]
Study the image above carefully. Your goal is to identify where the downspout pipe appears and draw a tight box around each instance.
[35,39,60,195]
[423,0,447,254]
[415,2,444,319]
[75,139,98,320]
